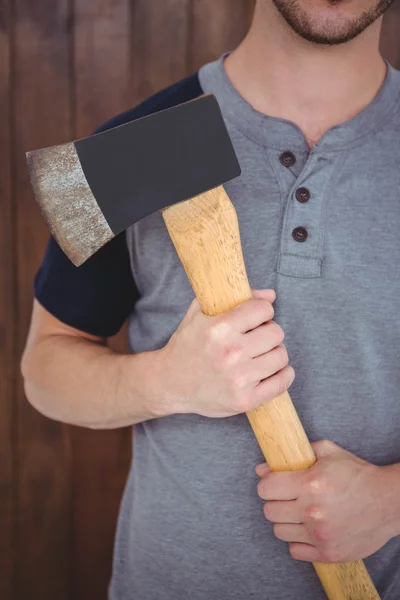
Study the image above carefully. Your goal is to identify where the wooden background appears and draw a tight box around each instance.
[0,1,399,599]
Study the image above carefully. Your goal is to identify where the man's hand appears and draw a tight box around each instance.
[158,289,295,418]
[256,440,400,563]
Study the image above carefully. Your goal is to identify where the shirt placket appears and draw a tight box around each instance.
[273,147,341,278]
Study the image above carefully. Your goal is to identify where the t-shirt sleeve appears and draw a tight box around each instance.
[33,72,202,338]
[33,112,142,338]
[34,232,139,337]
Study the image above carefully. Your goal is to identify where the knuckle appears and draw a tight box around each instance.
[313,525,332,543]
[304,504,325,522]
[307,475,329,495]
[204,319,231,344]
[215,344,244,369]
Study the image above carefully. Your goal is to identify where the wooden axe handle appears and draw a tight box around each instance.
[161,185,379,600]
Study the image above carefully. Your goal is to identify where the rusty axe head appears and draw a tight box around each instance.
[26,95,241,266]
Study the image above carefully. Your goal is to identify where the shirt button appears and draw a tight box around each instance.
[280,151,296,167]
[292,226,308,242]
[295,187,310,203]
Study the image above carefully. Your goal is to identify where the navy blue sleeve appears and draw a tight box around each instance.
[34,72,203,337]
[34,233,137,337]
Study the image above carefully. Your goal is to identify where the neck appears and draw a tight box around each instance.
[225,2,387,147]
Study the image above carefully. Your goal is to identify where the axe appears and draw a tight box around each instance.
[26,94,379,600]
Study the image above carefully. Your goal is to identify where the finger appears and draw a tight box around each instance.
[289,543,320,563]
[249,344,289,382]
[274,524,314,545]
[251,365,295,407]
[221,297,275,334]
[263,500,303,524]
[257,470,304,501]
[251,289,276,303]
[255,462,270,476]
[243,321,285,358]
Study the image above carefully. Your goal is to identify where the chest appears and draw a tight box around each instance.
[127,136,400,307]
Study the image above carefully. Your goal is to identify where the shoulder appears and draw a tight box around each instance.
[95,72,203,133]
[34,72,203,337]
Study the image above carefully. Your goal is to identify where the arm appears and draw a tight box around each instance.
[21,290,293,430]
[21,299,169,429]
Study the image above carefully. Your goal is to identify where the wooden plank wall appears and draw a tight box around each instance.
[0,1,398,599]
[0,2,15,600]
[14,2,73,598]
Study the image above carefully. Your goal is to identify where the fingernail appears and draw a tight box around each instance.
[255,462,270,475]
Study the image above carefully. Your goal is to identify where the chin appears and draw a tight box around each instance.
[272,0,392,45]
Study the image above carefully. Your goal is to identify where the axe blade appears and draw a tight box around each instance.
[26,95,241,266]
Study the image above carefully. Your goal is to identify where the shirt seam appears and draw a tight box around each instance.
[279,252,321,262]
[224,115,307,151]
[264,146,286,207]
[317,95,400,153]
[223,95,400,153]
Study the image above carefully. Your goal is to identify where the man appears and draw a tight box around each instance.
[21,1,400,598]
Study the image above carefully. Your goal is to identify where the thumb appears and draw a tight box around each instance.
[251,289,276,304]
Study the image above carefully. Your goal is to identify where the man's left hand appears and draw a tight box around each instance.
[256,440,400,563]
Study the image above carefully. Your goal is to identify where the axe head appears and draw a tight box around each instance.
[26,95,241,266]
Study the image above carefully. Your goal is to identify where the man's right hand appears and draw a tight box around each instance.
[158,289,295,418]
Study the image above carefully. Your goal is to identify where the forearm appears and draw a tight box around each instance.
[22,334,172,429]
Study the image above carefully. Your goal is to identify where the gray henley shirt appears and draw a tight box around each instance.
[109,55,400,600]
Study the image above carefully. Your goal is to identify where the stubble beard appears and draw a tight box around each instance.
[272,0,394,45]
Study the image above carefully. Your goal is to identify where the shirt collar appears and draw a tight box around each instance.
[198,53,400,152]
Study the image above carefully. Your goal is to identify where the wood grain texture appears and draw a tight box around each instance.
[247,391,316,470]
[73,3,132,597]
[314,561,380,600]
[162,186,379,600]
[0,1,15,599]
[13,1,72,598]
[162,187,252,313]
